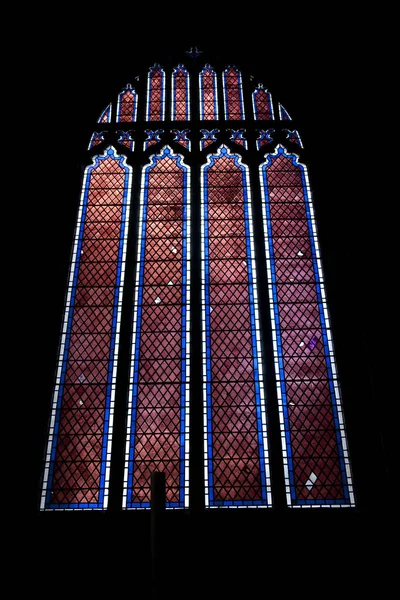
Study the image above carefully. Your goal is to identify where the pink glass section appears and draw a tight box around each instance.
[98,104,111,123]
[263,152,348,503]
[223,67,244,120]
[88,133,104,149]
[47,155,128,506]
[129,155,186,506]
[205,154,263,503]
[147,68,164,121]
[229,130,247,148]
[253,88,273,120]
[117,87,137,122]
[200,67,217,120]
[172,66,189,120]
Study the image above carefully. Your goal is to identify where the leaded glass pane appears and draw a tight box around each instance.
[253,86,274,120]
[259,146,354,506]
[41,147,132,510]
[146,65,166,121]
[199,65,218,120]
[116,84,138,123]
[223,67,245,120]
[124,146,190,509]
[171,65,190,121]
[201,145,270,507]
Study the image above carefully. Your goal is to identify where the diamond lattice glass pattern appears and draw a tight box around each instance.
[172,66,189,121]
[41,148,131,509]
[202,147,270,507]
[260,148,354,506]
[223,67,245,120]
[200,66,218,120]
[117,86,138,123]
[125,147,190,508]
[147,67,165,121]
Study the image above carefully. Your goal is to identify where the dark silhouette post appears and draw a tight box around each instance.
[151,471,166,599]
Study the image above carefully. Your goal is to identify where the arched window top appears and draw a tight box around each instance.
[171,64,190,121]
[146,64,166,121]
[253,84,274,120]
[116,83,138,123]
[222,66,245,120]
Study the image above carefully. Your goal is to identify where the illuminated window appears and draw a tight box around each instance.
[199,64,218,120]
[40,50,356,513]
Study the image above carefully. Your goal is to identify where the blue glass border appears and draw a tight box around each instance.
[146,65,166,122]
[171,65,190,121]
[116,86,138,123]
[199,65,218,121]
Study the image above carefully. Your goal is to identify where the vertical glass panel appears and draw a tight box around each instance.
[199,64,218,120]
[252,85,274,120]
[222,66,245,120]
[171,65,190,121]
[124,146,190,509]
[256,129,274,151]
[259,146,354,507]
[146,64,166,121]
[41,147,132,510]
[116,84,138,123]
[201,145,271,507]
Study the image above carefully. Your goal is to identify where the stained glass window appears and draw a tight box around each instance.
[124,146,190,509]
[201,146,270,507]
[223,66,245,120]
[41,147,132,510]
[97,103,112,123]
[253,85,274,120]
[171,65,190,121]
[199,64,218,120]
[259,146,354,506]
[116,84,138,123]
[146,65,166,121]
[278,103,292,121]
